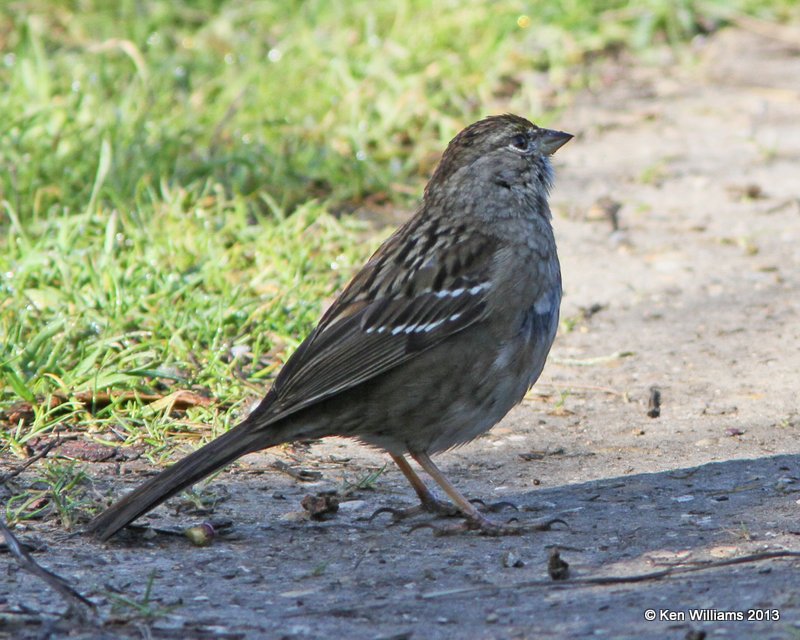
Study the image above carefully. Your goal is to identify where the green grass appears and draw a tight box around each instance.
[4,459,93,529]
[1,0,798,463]
[1,194,371,456]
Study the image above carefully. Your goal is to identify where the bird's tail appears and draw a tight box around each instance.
[86,415,284,541]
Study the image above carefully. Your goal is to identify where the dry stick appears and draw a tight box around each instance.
[291,550,800,619]
[0,437,63,484]
[0,518,96,621]
[551,351,635,366]
[272,459,323,482]
[421,550,800,600]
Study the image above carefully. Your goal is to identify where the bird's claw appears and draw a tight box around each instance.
[367,506,412,523]
[409,515,568,537]
[368,498,461,524]
[468,498,519,513]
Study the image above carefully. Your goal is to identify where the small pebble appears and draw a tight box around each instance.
[502,551,525,568]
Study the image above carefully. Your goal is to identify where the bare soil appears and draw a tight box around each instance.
[2,26,800,640]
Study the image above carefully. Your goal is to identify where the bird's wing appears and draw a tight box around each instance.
[259,228,500,423]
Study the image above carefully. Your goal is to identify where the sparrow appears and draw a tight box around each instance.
[87,114,572,539]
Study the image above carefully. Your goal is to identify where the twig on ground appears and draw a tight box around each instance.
[290,549,800,619]
[0,518,96,622]
[551,351,634,366]
[272,459,323,481]
[421,550,800,599]
[0,437,63,484]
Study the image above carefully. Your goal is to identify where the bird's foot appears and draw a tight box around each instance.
[369,496,519,524]
[369,496,461,523]
[411,513,568,537]
[468,498,519,514]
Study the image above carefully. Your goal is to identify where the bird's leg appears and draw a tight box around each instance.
[391,454,460,515]
[394,454,517,514]
[369,454,460,522]
[410,452,566,536]
[410,451,493,524]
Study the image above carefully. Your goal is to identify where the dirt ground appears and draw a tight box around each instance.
[2,25,800,640]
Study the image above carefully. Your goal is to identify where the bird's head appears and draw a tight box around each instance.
[425,114,572,200]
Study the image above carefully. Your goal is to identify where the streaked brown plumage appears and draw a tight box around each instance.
[87,114,571,540]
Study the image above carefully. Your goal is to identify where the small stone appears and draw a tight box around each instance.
[501,551,525,568]
[548,548,569,580]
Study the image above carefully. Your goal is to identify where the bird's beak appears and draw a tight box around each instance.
[539,129,573,155]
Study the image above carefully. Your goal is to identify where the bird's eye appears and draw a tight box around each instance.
[509,134,529,151]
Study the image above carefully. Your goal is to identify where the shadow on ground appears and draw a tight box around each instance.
[3,452,799,639]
